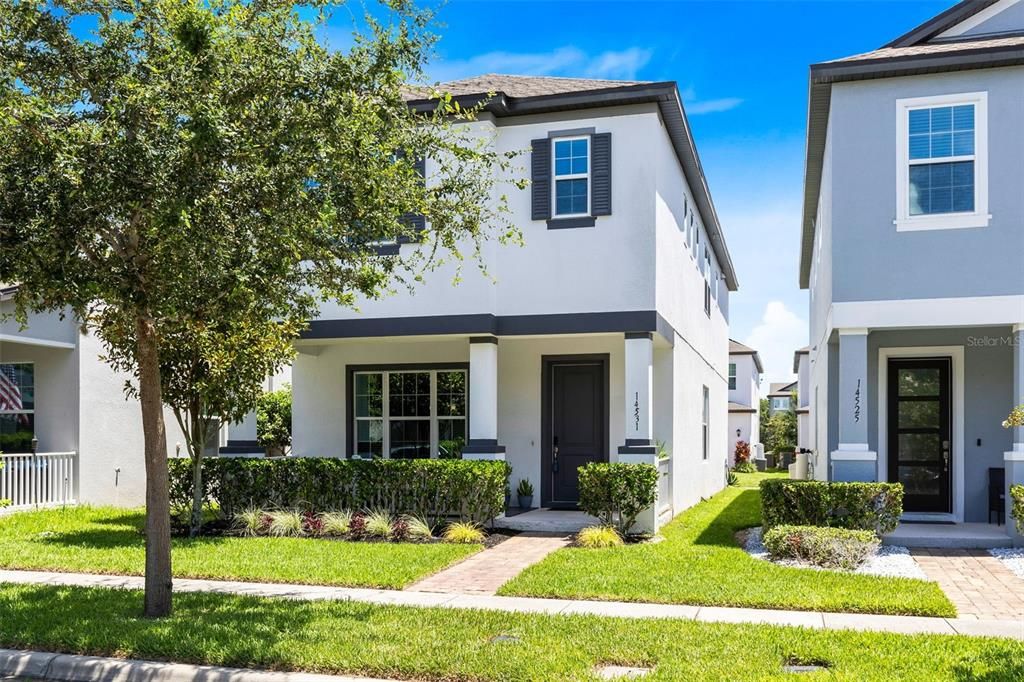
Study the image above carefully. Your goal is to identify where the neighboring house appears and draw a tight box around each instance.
[767,382,797,416]
[728,339,763,463]
[793,347,810,454]
[292,75,739,527]
[800,0,1024,528]
[1,284,289,506]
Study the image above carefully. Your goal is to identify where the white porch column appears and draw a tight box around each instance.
[463,336,505,461]
[831,328,877,481]
[618,332,656,456]
[1005,324,1024,542]
[617,332,658,534]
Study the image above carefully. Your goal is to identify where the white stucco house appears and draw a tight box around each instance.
[291,75,739,526]
[800,0,1024,542]
[1,284,289,507]
[728,339,763,464]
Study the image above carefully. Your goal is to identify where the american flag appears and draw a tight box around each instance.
[0,365,29,426]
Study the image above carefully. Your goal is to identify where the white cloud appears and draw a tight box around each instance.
[744,301,808,388]
[426,46,653,83]
[680,86,743,116]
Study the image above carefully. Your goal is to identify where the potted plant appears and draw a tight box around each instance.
[505,483,511,510]
[516,478,534,510]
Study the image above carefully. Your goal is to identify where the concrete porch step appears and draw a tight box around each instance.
[883,522,1013,549]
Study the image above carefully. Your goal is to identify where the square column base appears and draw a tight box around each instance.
[462,439,506,461]
[1004,447,1024,541]
[617,452,659,535]
[830,448,877,482]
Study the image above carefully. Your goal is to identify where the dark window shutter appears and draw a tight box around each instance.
[531,138,551,221]
[591,132,611,216]
[399,156,426,239]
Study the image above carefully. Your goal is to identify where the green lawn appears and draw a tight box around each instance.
[0,583,1019,681]
[0,507,478,588]
[500,479,955,617]
[734,468,789,489]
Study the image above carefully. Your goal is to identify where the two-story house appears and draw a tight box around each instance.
[767,382,797,416]
[728,340,763,463]
[291,75,739,527]
[801,0,1024,534]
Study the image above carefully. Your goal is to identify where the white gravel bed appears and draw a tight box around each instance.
[738,526,928,580]
[989,548,1024,579]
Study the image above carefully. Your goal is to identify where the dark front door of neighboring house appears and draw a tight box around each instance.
[887,357,952,513]
[542,356,608,508]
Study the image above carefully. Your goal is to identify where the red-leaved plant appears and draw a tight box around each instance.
[349,513,367,539]
[302,511,323,536]
[734,440,751,464]
[391,516,410,542]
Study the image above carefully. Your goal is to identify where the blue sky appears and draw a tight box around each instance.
[358,0,953,384]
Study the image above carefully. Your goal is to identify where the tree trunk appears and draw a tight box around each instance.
[136,316,172,618]
[190,412,204,538]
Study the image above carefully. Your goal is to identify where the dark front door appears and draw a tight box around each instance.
[543,357,607,508]
[887,358,952,513]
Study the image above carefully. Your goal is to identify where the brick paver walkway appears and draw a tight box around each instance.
[911,548,1024,620]
[406,532,571,595]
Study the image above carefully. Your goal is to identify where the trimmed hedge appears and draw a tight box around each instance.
[578,462,659,535]
[1011,484,1024,535]
[169,457,510,525]
[759,479,903,535]
[763,525,879,571]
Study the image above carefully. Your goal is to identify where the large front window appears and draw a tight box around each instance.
[0,363,34,453]
[897,92,988,231]
[553,136,589,216]
[353,369,466,459]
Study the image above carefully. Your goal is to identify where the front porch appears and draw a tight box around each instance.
[826,323,1023,537]
[293,328,686,533]
[884,522,1013,549]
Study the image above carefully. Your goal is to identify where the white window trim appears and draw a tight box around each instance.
[0,361,34,419]
[701,385,710,460]
[353,369,467,460]
[551,135,591,218]
[728,363,737,391]
[895,91,990,232]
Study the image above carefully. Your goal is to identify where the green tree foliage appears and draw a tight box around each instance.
[0,0,521,616]
[257,385,292,454]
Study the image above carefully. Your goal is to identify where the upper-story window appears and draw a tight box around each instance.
[553,137,589,217]
[896,92,988,232]
[728,363,737,391]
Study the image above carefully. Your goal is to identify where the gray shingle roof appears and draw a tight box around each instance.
[409,74,649,100]
[729,339,764,373]
[826,34,1024,65]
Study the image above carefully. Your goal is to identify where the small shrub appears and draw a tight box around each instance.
[760,479,903,535]
[516,478,534,497]
[235,507,267,537]
[1004,405,1024,429]
[763,525,879,570]
[349,513,367,539]
[265,510,304,537]
[578,462,659,535]
[391,516,410,541]
[734,440,751,464]
[576,525,623,548]
[319,511,353,536]
[1011,484,1024,535]
[301,510,324,536]
[733,460,757,474]
[727,471,739,487]
[403,515,434,540]
[443,522,485,544]
[364,509,394,538]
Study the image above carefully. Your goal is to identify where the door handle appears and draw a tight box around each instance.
[942,440,950,471]
[552,437,559,473]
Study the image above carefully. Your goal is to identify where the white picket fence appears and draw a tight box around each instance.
[0,452,77,509]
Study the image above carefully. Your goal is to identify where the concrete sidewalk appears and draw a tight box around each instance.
[0,648,397,682]
[1,569,1022,640]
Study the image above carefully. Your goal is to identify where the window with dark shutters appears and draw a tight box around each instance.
[531,138,552,221]
[590,132,611,216]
